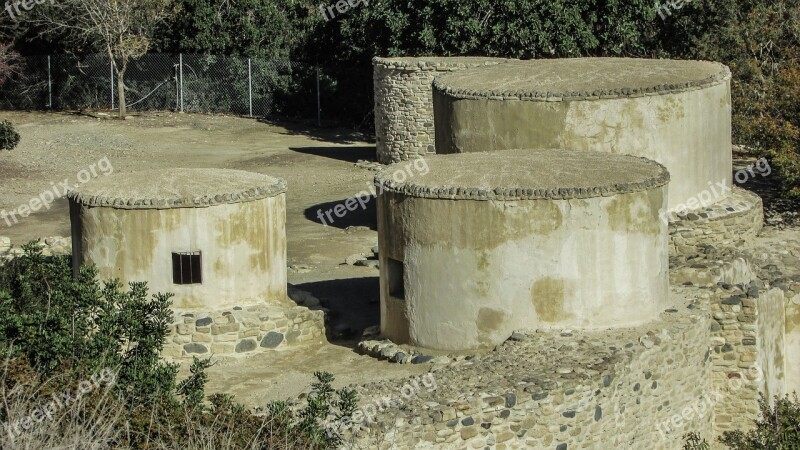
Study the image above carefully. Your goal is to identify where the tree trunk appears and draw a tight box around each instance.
[116,65,126,118]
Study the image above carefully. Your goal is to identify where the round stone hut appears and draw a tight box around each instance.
[432,58,732,211]
[68,168,289,310]
[373,56,510,163]
[376,150,671,351]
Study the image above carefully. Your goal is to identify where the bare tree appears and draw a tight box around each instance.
[34,0,174,118]
[0,40,19,84]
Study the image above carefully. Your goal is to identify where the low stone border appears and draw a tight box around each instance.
[668,187,763,256]
[163,299,326,360]
[0,236,72,262]
[339,296,712,449]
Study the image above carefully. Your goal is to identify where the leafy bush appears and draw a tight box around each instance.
[684,394,800,449]
[679,0,800,198]
[0,120,20,150]
[683,432,710,450]
[719,394,800,449]
[0,242,177,404]
[0,243,357,449]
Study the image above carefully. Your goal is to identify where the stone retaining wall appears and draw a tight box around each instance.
[668,187,763,256]
[341,298,712,449]
[163,302,326,360]
[669,240,797,447]
[708,285,785,440]
[373,57,509,163]
[0,236,71,261]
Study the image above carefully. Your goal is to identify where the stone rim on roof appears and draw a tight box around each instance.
[67,168,287,210]
[373,56,510,70]
[374,149,670,201]
[432,57,731,101]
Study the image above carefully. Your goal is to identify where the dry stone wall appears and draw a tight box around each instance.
[668,188,763,255]
[162,300,326,360]
[373,57,510,163]
[340,299,712,449]
[0,236,71,262]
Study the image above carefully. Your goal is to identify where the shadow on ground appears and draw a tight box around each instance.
[304,197,377,230]
[733,154,800,222]
[294,276,380,347]
[289,146,375,163]
[258,118,374,145]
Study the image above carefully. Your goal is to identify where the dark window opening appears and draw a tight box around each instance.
[172,252,202,285]
[388,258,405,300]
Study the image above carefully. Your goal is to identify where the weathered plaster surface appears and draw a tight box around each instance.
[379,187,669,351]
[433,60,732,211]
[72,195,288,310]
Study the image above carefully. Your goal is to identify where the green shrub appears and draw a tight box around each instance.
[0,120,20,150]
[683,432,710,450]
[0,242,178,405]
[0,243,357,449]
[684,394,800,449]
[719,393,800,449]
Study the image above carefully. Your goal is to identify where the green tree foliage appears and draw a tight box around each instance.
[689,0,800,197]
[160,0,316,58]
[305,0,666,65]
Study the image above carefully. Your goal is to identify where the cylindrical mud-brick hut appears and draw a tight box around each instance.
[376,150,671,351]
[68,169,289,310]
[433,58,732,211]
[373,56,510,164]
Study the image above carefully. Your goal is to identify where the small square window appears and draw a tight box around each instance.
[172,251,202,285]
[387,258,405,300]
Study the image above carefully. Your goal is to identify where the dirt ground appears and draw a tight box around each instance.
[0,110,429,408]
[3,111,797,413]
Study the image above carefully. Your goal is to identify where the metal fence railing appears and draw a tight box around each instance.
[0,53,364,125]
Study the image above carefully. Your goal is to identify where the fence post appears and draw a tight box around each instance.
[248,58,253,117]
[316,66,321,127]
[110,59,115,110]
[179,53,184,112]
[47,55,51,109]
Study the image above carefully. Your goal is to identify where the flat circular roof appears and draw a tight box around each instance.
[68,168,287,209]
[374,149,669,201]
[373,56,509,68]
[433,58,730,101]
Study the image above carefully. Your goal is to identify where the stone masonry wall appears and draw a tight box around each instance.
[162,302,326,360]
[670,238,794,447]
[339,297,712,450]
[668,187,763,256]
[708,284,785,440]
[373,57,509,163]
[0,235,71,262]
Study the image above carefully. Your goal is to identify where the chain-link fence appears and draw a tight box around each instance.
[0,53,369,126]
